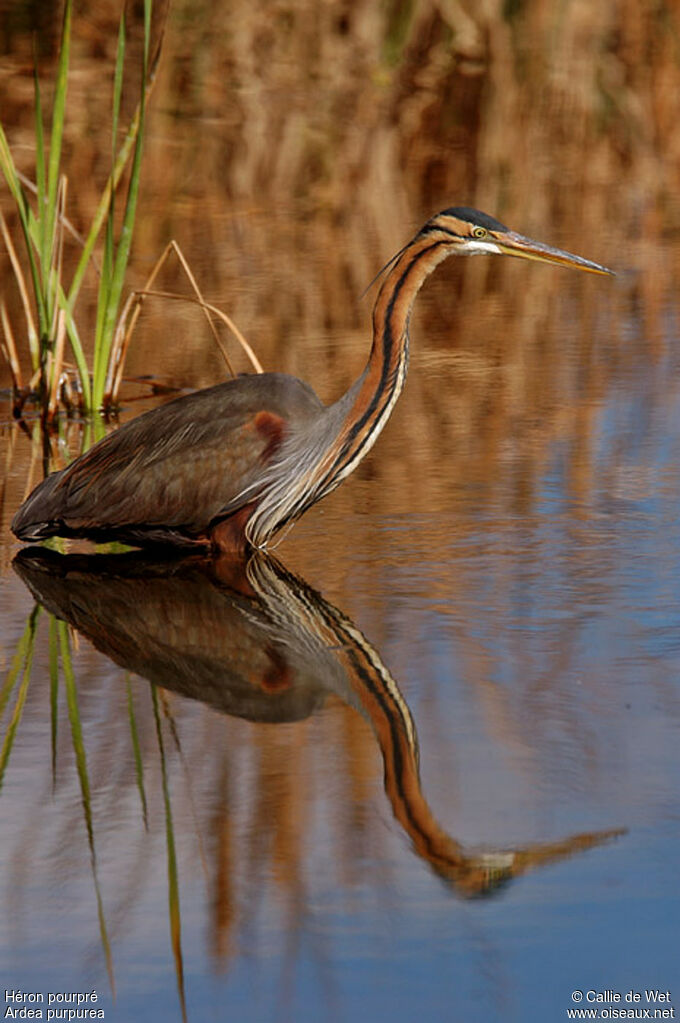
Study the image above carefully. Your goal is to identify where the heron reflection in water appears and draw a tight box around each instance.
[15,547,623,897]
[13,208,613,552]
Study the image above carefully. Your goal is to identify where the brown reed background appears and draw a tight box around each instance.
[1,0,678,584]
[3,0,679,649]
[1,0,679,973]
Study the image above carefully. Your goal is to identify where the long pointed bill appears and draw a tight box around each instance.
[495,231,615,276]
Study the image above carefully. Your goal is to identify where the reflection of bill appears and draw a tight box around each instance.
[15,546,624,897]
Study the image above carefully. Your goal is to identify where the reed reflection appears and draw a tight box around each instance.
[14,546,622,900]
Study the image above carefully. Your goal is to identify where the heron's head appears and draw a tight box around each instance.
[420,206,614,276]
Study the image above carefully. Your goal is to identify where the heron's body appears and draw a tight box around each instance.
[15,374,325,549]
[12,207,613,551]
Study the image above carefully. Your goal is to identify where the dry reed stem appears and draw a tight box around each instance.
[0,211,38,362]
[134,289,264,376]
[0,301,23,391]
[169,240,248,373]
[106,240,262,404]
[107,243,262,402]
[105,239,233,401]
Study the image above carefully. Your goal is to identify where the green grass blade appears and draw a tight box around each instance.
[66,102,142,312]
[92,13,127,404]
[2,0,158,415]
[111,14,126,156]
[144,0,152,49]
[92,215,115,404]
[68,0,162,314]
[55,281,92,408]
[0,124,26,210]
[0,606,40,791]
[0,126,48,341]
[45,0,71,263]
[152,686,187,1023]
[0,127,39,247]
[93,0,152,409]
[65,315,92,410]
[101,14,127,381]
[96,162,142,402]
[32,57,47,276]
[126,675,148,829]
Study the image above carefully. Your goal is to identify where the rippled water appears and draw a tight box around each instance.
[2,3,680,1021]
[2,309,679,1021]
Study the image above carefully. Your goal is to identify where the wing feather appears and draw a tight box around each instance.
[13,373,324,543]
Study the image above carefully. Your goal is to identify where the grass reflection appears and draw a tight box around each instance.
[58,615,115,997]
[0,598,190,1005]
[18,549,625,874]
[0,600,117,993]
[126,673,149,830]
[152,684,187,1023]
[48,614,58,780]
[0,544,627,1016]
[0,603,39,787]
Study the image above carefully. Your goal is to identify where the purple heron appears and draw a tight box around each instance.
[12,207,613,552]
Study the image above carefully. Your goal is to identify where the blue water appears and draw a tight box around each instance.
[1,278,679,1023]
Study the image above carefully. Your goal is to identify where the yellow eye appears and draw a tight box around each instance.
[472,226,487,239]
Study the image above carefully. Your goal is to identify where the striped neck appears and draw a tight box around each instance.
[242,233,455,547]
[316,234,455,497]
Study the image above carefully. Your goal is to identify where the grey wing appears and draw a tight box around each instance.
[12,373,325,540]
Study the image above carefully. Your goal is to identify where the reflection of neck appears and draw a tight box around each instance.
[341,632,627,894]
[249,553,465,874]
[249,554,625,895]
[334,630,468,877]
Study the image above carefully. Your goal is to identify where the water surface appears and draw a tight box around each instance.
[1,3,680,1021]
